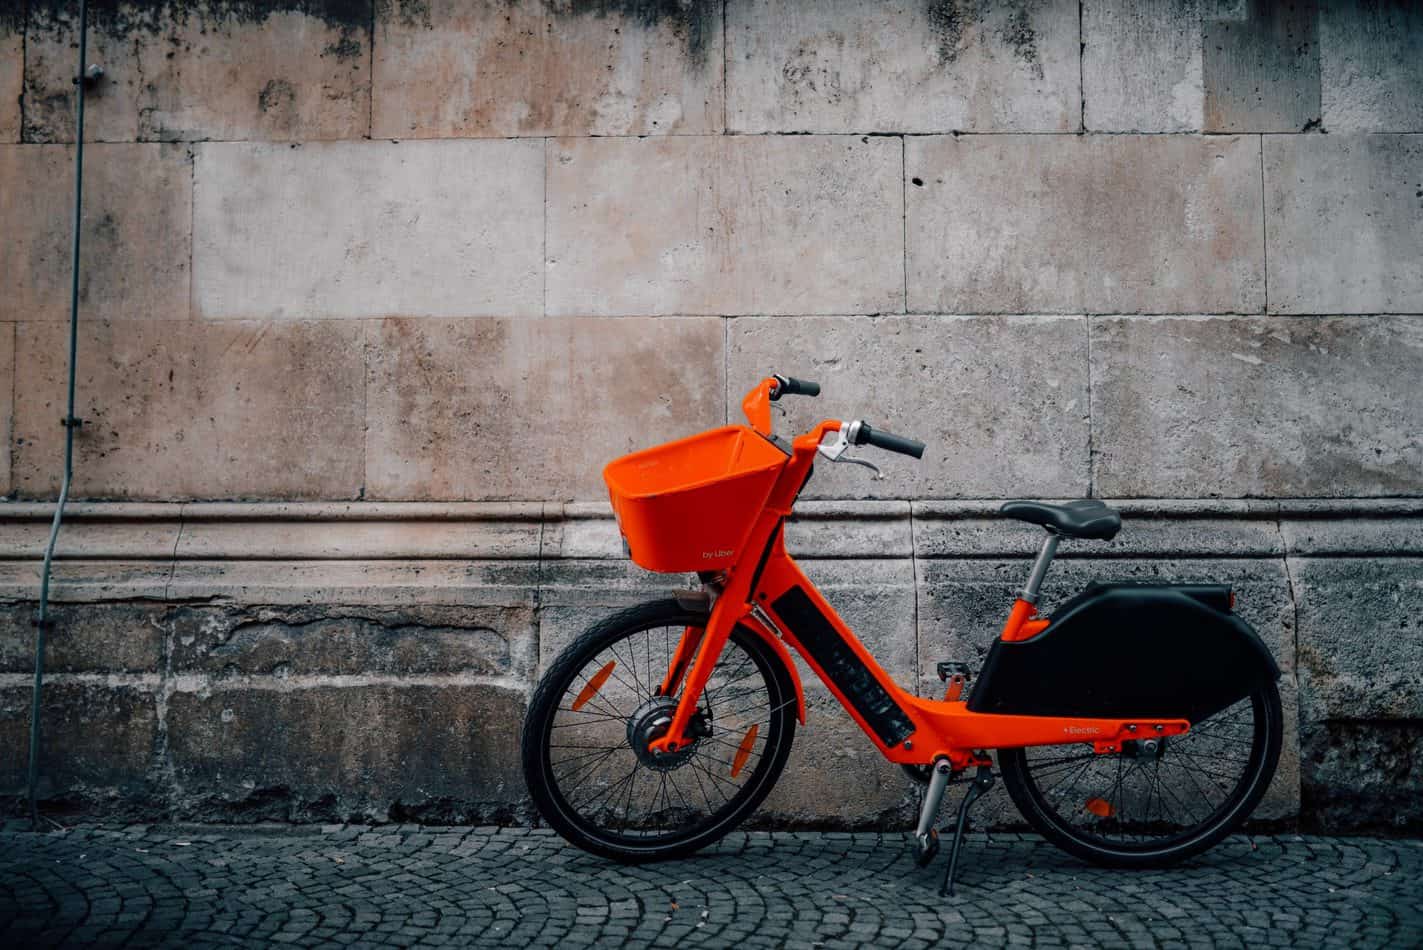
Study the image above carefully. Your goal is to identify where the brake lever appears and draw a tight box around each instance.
[816,425,884,479]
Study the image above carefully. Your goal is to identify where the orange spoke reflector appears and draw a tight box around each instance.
[730,724,759,778]
[572,661,616,712]
[1084,797,1115,818]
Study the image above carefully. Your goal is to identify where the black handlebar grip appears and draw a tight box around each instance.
[773,375,821,398]
[855,423,926,459]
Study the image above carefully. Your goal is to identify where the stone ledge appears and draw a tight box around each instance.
[1,500,1420,570]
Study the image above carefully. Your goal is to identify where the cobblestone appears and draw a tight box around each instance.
[0,826,1418,948]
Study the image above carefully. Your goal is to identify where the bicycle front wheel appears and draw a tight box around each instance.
[999,681,1282,867]
[522,599,797,862]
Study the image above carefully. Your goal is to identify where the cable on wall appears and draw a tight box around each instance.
[28,0,100,830]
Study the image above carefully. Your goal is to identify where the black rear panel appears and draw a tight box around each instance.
[771,586,915,747]
[966,584,1278,723]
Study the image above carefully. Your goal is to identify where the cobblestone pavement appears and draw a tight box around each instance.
[2,825,1419,948]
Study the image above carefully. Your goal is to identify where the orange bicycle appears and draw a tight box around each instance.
[522,376,1283,893]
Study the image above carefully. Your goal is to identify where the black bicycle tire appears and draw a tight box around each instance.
[522,599,797,863]
[999,680,1283,868]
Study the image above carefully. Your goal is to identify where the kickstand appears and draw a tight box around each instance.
[941,765,995,897]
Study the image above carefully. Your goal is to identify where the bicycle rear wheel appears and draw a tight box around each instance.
[999,681,1282,867]
[522,599,797,863]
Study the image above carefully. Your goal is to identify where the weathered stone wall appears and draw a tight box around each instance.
[1,0,1420,831]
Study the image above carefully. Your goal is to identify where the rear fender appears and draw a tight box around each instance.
[967,584,1279,723]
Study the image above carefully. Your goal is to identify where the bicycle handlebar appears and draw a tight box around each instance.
[851,422,926,459]
[770,375,820,399]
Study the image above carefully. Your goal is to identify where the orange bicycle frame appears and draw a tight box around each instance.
[646,379,1188,769]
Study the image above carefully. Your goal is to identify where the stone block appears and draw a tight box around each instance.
[546,135,903,316]
[164,560,541,607]
[0,683,158,802]
[23,1,370,143]
[913,506,1285,559]
[0,323,11,494]
[0,507,181,560]
[1320,0,1423,132]
[1301,719,1422,832]
[373,0,722,137]
[364,317,724,500]
[540,503,622,560]
[1091,316,1423,497]
[1264,135,1423,313]
[0,144,191,322]
[1203,0,1321,132]
[783,501,913,559]
[1291,557,1423,721]
[1282,516,1423,556]
[0,561,173,602]
[192,139,543,320]
[1082,0,1203,132]
[169,603,536,678]
[174,504,544,560]
[13,320,366,499]
[166,683,525,822]
[906,135,1265,314]
[536,559,702,671]
[727,315,1089,499]
[0,602,165,674]
[726,0,1079,133]
[0,11,19,143]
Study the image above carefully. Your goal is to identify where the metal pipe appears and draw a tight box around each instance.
[28,0,90,829]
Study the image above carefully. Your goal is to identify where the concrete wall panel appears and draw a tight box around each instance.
[1320,0,1423,132]
[374,0,722,138]
[0,13,19,143]
[1292,555,1423,830]
[13,320,367,500]
[546,135,903,316]
[727,0,1079,133]
[364,317,725,500]
[906,135,1265,314]
[169,604,537,680]
[0,143,192,322]
[1203,0,1321,133]
[1292,557,1423,721]
[1091,316,1423,498]
[727,315,1090,499]
[0,602,165,674]
[193,140,544,320]
[23,1,371,143]
[0,322,11,496]
[1083,0,1203,132]
[0,683,158,804]
[167,683,525,822]
[1265,134,1423,314]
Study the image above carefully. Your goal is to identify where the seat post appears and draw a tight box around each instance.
[1021,530,1060,604]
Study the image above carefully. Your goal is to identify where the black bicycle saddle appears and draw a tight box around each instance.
[999,499,1122,541]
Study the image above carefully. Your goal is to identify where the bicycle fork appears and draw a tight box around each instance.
[913,757,996,896]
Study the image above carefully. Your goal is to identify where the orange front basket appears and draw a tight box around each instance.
[604,426,788,573]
